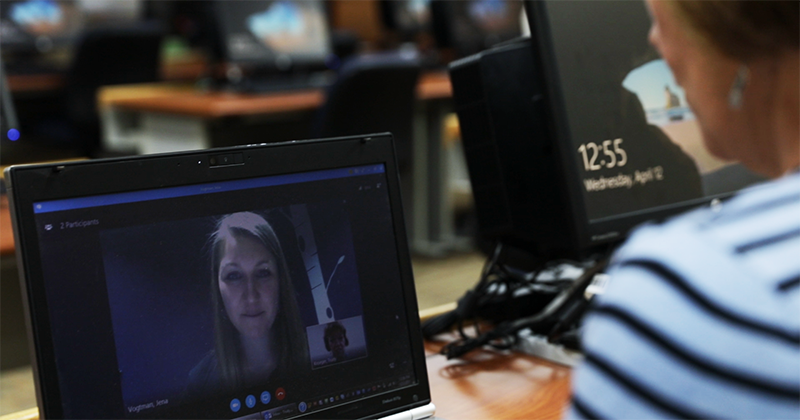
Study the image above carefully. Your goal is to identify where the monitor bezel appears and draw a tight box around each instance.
[524,0,743,252]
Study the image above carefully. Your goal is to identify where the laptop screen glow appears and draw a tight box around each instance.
[30,163,418,419]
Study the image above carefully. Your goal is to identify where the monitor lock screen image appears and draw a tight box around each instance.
[544,0,765,225]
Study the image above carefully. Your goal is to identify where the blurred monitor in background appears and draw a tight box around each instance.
[432,0,523,60]
[381,0,432,41]
[1,0,143,72]
[0,0,83,56]
[379,0,438,65]
[78,0,142,26]
[213,0,332,73]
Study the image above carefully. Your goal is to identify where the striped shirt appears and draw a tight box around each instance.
[571,172,800,419]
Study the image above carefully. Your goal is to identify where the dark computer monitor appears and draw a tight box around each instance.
[212,0,332,73]
[432,0,523,59]
[450,0,766,259]
[0,0,83,54]
[531,0,766,247]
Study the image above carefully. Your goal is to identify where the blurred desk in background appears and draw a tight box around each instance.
[97,71,451,153]
[1,197,14,256]
[98,71,461,256]
[6,75,66,94]
[6,52,210,94]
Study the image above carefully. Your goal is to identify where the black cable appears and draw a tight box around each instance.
[422,240,611,359]
[422,243,505,339]
[439,258,609,359]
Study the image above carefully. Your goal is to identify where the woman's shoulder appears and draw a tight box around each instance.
[602,173,800,334]
[576,174,800,419]
[617,172,800,267]
[189,350,218,378]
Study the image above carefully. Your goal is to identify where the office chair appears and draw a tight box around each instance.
[311,50,422,173]
[36,22,164,156]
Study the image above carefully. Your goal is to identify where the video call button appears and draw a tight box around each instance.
[261,391,271,405]
[230,398,242,413]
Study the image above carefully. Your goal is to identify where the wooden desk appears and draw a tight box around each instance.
[99,86,325,119]
[6,74,66,94]
[416,72,452,101]
[98,72,459,255]
[0,343,570,420]
[98,71,451,119]
[97,83,328,154]
[6,53,210,94]
[1,197,14,257]
[426,340,571,419]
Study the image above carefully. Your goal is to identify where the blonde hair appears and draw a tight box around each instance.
[210,212,307,389]
[670,1,799,60]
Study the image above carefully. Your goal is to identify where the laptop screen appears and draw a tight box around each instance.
[28,162,419,419]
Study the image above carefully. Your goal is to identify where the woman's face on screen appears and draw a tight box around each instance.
[218,234,280,339]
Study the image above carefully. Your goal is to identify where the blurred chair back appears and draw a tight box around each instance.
[311,51,422,170]
[65,22,164,153]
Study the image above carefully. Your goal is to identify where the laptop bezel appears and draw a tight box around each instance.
[5,133,433,419]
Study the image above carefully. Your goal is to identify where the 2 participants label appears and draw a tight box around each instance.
[54,219,100,230]
[61,219,99,229]
[44,219,100,232]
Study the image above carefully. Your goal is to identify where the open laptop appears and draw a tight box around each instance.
[5,133,436,420]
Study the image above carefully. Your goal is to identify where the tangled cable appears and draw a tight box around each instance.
[422,243,610,359]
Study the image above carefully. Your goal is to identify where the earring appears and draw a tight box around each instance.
[728,65,749,109]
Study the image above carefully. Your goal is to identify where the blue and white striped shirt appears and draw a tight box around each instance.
[571,172,800,419]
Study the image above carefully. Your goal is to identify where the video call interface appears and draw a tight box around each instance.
[217,0,331,66]
[31,164,417,419]
[545,0,766,224]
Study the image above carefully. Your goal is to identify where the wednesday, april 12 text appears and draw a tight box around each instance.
[583,166,664,192]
